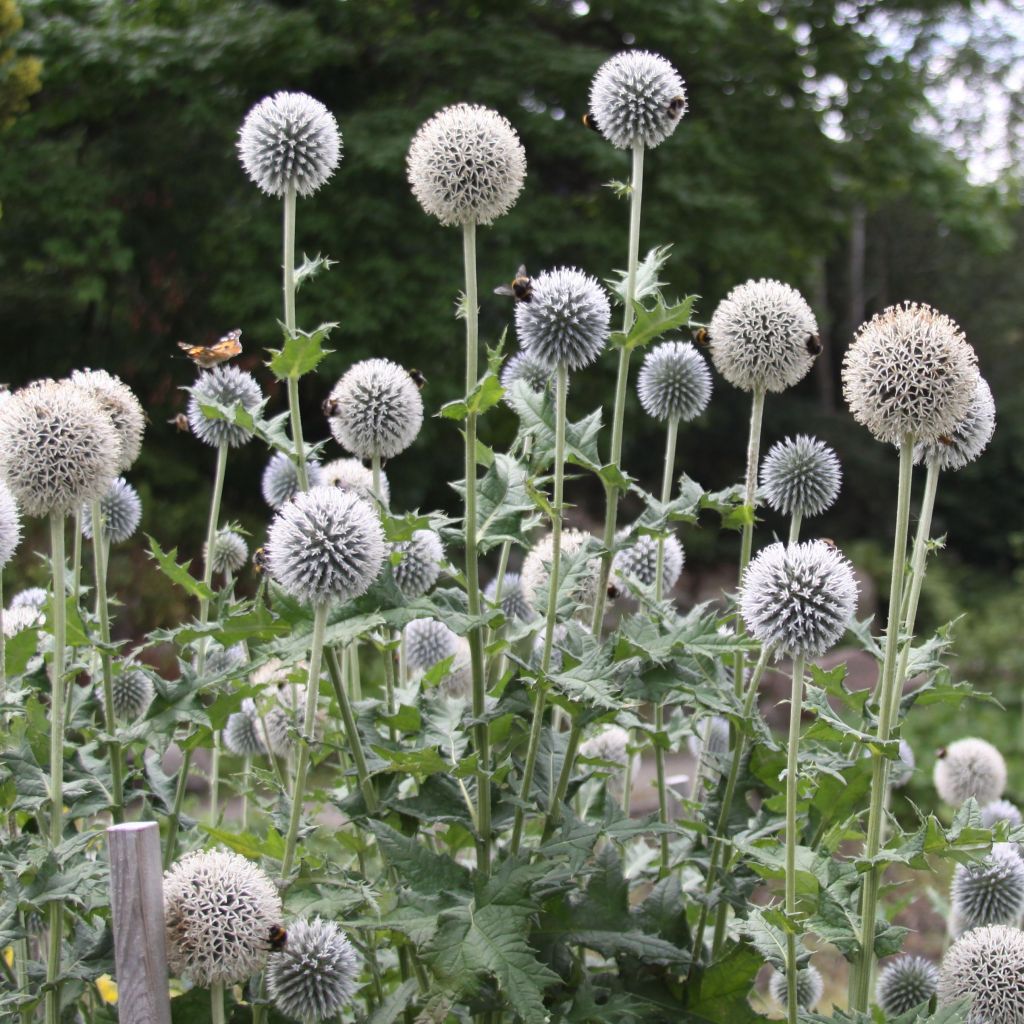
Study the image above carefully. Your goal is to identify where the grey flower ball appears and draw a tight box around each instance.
[520,529,602,615]
[320,458,390,504]
[99,667,155,721]
[877,954,939,1016]
[612,531,684,591]
[261,452,325,509]
[951,843,1024,933]
[580,725,631,770]
[637,340,712,422]
[187,366,263,449]
[3,604,42,638]
[484,572,535,623]
[69,368,145,472]
[261,684,309,756]
[891,738,916,789]
[82,476,142,544]
[0,480,22,569]
[939,924,1024,1022]
[688,715,731,788]
[769,963,824,1011]
[760,435,842,519]
[404,618,459,673]
[982,799,1023,830]
[205,528,249,576]
[223,700,267,757]
[9,587,46,610]
[206,641,247,678]
[391,529,444,599]
[915,375,996,472]
[435,638,472,699]
[501,351,554,404]
[934,738,1007,808]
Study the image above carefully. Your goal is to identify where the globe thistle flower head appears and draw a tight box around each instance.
[484,572,535,623]
[760,435,842,519]
[99,667,155,721]
[326,359,423,461]
[223,699,267,757]
[261,452,325,508]
[0,480,22,569]
[520,529,602,614]
[187,366,263,449]
[3,604,42,638]
[915,375,996,472]
[266,487,386,606]
[951,843,1024,933]
[267,917,360,1021]
[842,302,979,445]
[436,638,472,699]
[320,458,390,504]
[500,351,554,404]
[391,529,444,599]
[588,50,687,150]
[69,368,145,472]
[238,91,341,198]
[206,641,247,679]
[934,738,1007,808]
[769,964,824,1011]
[0,378,119,517]
[403,618,458,673]
[877,955,940,1016]
[206,528,249,576]
[612,530,684,591]
[262,683,309,755]
[82,476,142,544]
[407,103,526,227]
[982,799,1023,831]
[10,586,46,610]
[891,737,916,789]
[739,540,858,658]
[939,924,1024,1022]
[514,267,611,371]
[686,715,730,762]
[637,340,712,422]
[163,849,282,987]
[580,725,631,770]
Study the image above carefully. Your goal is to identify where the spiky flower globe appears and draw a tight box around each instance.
[238,91,341,198]
[391,529,444,599]
[520,529,602,614]
[612,531,684,591]
[263,684,308,755]
[326,359,423,461]
[206,528,249,576]
[982,800,1024,830]
[206,641,247,679]
[261,452,325,508]
[0,379,119,517]
[939,924,1024,1022]
[0,480,21,569]
[403,618,459,673]
[891,738,916,789]
[842,302,979,446]
[877,955,940,1016]
[99,667,155,721]
[69,368,145,472]
[580,725,631,770]
[321,458,390,504]
[82,476,142,544]
[760,435,842,519]
[3,604,42,637]
[515,267,611,371]
[436,638,472,699]
[769,963,824,1011]
[484,573,535,623]
[9,587,46,611]
[163,849,282,987]
[267,917,360,1022]
[501,350,554,403]
[687,715,730,762]
[739,540,857,658]
[407,103,526,227]
[951,843,1024,933]
[637,340,713,422]
[187,366,263,449]
[223,700,266,757]
[915,375,996,472]
[266,486,386,606]
[588,50,687,149]
[934,738,1007,808]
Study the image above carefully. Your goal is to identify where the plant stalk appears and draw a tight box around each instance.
[784,654,806,1024]
[281,182,311,494]
[542,716,583,840]
[211,981,225,1024]
[734,387,765,697]
[326,647,378,811]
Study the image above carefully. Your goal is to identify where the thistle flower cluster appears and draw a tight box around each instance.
[876,955,940,1016]
[206,528,249,576]
[939,924,1024,1022]
[579,725,631,770]
[951,843,1024,934]
[934,737,1007,808]
[982,800,1023,830]
[82,477,142,544]
[403,618,459,673]
[9,587,46,610]
[321,458,390,504]
[224,699,266,757]
[206,641,247,678]
[99,667,155,721]
[484,573,535,622]
[760,435,842,519]
[69,368,145,472]
[262,452,325,508]
[391,529,444,598]
[520,529,602,614]
[187,366,263,449]
[891,738,916,789]
[768,963,824,1011]
[500,351,554,401]
[3,604,42,638]
[688,715,731,787]
[0,480,21,569]
[915,375,996,472]
[612,531,684,591]
[637,340,712,422]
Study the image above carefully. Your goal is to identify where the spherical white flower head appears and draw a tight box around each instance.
[982,800,1024,831]
[842,303,979,445]
[934,738,1007,808]
[224,700,266,757]
[267,917,360,1021]
[407,103,526,227]
[769,964,824,1011]
[760,435,842,519]
[951,843,1024,933]
[261,451,325,509]
[0,379,119,517]
[206,641,247,678]
[187,366,263,449]
[238,91,341,198]
[251,656,295,688]
[891,737,916,789]
[514,267,611,371]
[915,375,996,472]
[69,368,145,472]
[326,359,423,460]
[520,528,602,614]
[436,637,472,699]
[637,340,712,422]
[484,572,535,623]
[686,715,730,761]
[0,480,22,569]
[392,529,444,599]
[262,684,309,755]
[99,667,154,721]
[266,486,386,606]
[612,530,684,590]
[82,476,142,544]
[589,50,687,150]
[206,528,249,576]
[501,351,554,404]
[877,955,940,1016]
[708,279,818,394]
[10,586,46,610]
[940,924,1024,1022]
[163,849,282,987]
[403,618,458,673]
[580,725,631,769]
[3,604,42,638]
[321,458,390,504]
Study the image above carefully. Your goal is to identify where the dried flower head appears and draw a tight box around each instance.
[580,725,631,769]
[407,103,526,227]
[982,800,1024,831]
[164,849,282,987]
[10,586,46,610]
[939,924,1024,1022]
[520,529,602,614]
[951,843,1024,933]
[266,486,386,606]
[223,699,267,757]
[403,618,459,673]
[934,738,1007,808]
[740,540,858,658]
[637,340,712,422]
[392,529,444,598]
[589,50,687,149]
[501,351,554,403]
[326,359,423,461]
[877,955,940,1016]
[484,572,535,623]
[843,302,979,445]
[0,480,22,569]
[769,964,824,1011]
[612,531,684,591]
[261,452,325,508]
[891,737,916,789]
[99,667,155,721]
[760,435,841,519]
[82,476,142,544]
[0,379,119,517]
[320,458,390,504]
[267,917,360,1022]
[238,91,341,198]
[187,366,263,449]
[69,368,145,472]
[915,375,996,472]
[3,604,42,638]
[206,528,249,576]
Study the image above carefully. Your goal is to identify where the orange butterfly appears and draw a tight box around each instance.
[177,328,243,369]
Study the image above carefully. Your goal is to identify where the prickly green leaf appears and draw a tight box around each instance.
[610,294,698,352]
[146,536,214,601]
[267,321,337,380]
[294,251,337,290]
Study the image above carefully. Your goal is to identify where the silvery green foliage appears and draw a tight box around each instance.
[206,641,247,678]
[981,799,1023,830]
[436,637,472,699]
[915,375,996,471]
[267,917,361,1022]
[326,359,424,460]
[951,843,1024,934]
[0,479,22,569]
[206,528,249,576]
[637,340,712,422]
[514,267,611,371]
[261,452,325,508]
[0,379,119,517]
[500,351,553,402]
[406,103,526,227]
[3,604,42,637]
[82,476,142,544]
[484,572,535,623]
[223,699,266,757]
[9,586,46,610]
[321,458,390,504]
[404,618,458,673]
[187,366,263,449]
[521,529,602,614]
[760,435,842,518]
[842,302,979,445]
[768,963,824,1011]
[939,924,1024,1022]
[876,955,940,1016]
[69,368,145,472]
[588,50,687,149]
[265,486,386,606]
[580,725,631,770]
[739,540,858,658]
[891,738,916,788]
[163,849,282,987]
[708,279,818,394]
[99,667,154,721]
[238,91,341,198]
[612,530,684,590]
[934,737,1007,808]
[392,529,444,598]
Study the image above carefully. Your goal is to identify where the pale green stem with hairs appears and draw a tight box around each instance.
[210,981,225,1024]
[325,646,378,811]
[282,181,311,494]
[542,715,583,841]
[240,755,251,831]
[485,538,513,686]
[71,509,83,606]
[0,572,5,712]
[784,653,807,1024]
[788,511,803,547]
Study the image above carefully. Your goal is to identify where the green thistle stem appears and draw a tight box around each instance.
[784,653,806,1024]
[211,981,225,1024]
[326,647,377,812]
[282,182,310,494]
[0,572,6,712]
[71,509,82,607]
[485,538,513,686]
[240,755,250,832]
[542,715,583,841]
[788,511,802,547]
[197,441,229,676]
[734,387,765,697]
[163,749,192,869]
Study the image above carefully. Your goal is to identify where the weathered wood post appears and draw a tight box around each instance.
[107,822,172,1024]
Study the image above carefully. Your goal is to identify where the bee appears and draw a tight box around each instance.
[607,582,621,601]
[937,435,955,446]
[494,265,533,303]
[167,413,189,433]
[806,333,823,356]
[581,112,600,134]
[322,396,339,418]
[267,924,288,952]
[253,547,267,574]
[667,95,686,117]
[692,326,710,348]
[177,328,243,369]
[820,538,837,550]
[409,368,427,389]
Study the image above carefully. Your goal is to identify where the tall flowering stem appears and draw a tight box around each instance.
[283,182,311,494]
[735,386,766,695]
[326,647,378,812]
[198,441,229,676]
[784,653,806,1024]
